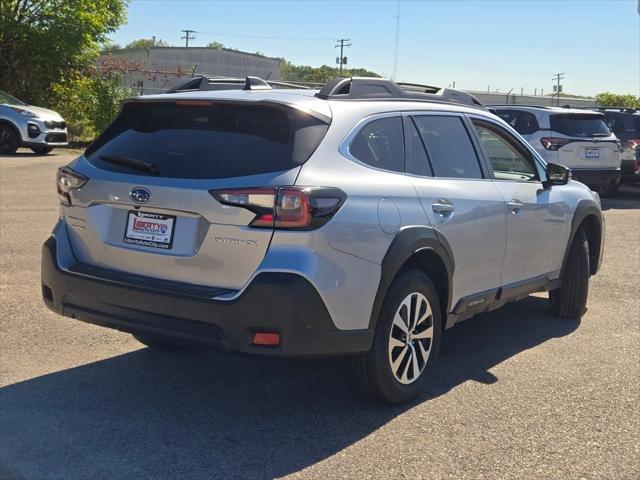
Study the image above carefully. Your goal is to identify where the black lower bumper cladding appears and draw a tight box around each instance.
[41,236,373,357]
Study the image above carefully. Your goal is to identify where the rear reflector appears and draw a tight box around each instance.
[252,332,280,346]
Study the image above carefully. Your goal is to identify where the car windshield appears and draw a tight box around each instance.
[0,90,27,106]
[550,114,611,138]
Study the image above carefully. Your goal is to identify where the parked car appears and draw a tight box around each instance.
[0,90,68,155]
[599,108,640,185]
[490,105,622,195]
[41,77,604,404]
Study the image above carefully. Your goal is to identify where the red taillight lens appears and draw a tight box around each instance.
[541,137,571,151]
[627,139,640,150]
[252,332,280,346]
[210,186,345,230]
[56,167,88,206]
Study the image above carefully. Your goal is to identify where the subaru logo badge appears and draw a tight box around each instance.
[130,187,151,204]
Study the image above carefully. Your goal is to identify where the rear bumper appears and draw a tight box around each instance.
[571,168,621,187]
[41,236,373,357]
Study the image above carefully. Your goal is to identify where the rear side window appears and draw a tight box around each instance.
[412,115,483,179]
[550,114,610,138]
[85,102,329,179]
[349,116,404,172]
[603,113,627,134]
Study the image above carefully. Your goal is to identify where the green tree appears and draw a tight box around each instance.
[279,60,380,83]
[125,37,169,49]
[596,92,640,109]
[206,41,224,49]
[0,0,128,105]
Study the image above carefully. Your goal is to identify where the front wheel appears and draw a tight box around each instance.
[31,146,54,155]
[354,270,442,404]
[549,228,590,319]
[0,124,19,154]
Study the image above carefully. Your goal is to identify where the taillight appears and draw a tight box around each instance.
[56,167,87,206]
[210,186,345,230]
[541,137,571,151]
[627,139,640,150]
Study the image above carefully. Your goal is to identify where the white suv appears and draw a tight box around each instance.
[491,106,621,195]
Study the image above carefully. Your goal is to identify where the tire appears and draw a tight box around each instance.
[598,180,619,197]
[31,146,54,155]
[0,124,20,155]
[133,333,185,351]
[354,269,442,405]
[549,228,590,319]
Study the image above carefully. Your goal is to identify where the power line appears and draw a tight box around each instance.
[196,31,334,42]
[180,29,196,47]
[335,38,351,75]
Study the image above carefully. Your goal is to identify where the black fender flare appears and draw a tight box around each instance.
[368,226,455,330]
[561,199,604,276]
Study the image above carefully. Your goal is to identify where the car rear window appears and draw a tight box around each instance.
[549,114,610,138]
[85,101,329,179]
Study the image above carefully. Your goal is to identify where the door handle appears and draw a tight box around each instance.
[507,199,524,215]
[432,199,455,218]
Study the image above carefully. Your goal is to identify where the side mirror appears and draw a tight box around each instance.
[543,162,571,188]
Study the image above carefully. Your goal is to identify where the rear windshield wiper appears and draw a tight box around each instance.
[99,154,158,174]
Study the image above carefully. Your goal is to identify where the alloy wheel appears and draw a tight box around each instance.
[388,292,434,384]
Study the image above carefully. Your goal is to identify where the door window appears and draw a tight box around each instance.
[472,120,539,181]
[412,115,483,179]
[405,117,433,176]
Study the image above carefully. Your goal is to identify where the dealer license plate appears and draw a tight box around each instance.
[123,211,176,250]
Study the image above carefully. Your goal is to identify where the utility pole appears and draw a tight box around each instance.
[335,38,352,75]
[181,29,196,48]
[392,0,401,80]
[551,72,565,106]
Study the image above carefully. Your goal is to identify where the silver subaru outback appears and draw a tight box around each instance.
[42,77,604,404]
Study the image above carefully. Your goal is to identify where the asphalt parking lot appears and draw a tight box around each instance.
[0,149,638,480]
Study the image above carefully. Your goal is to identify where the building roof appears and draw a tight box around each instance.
[103,46,280,62]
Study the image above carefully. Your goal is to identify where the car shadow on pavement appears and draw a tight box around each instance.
[601,184,640,211]
[0,296,578,480]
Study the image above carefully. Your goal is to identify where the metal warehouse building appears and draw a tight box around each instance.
[99,47,281,94]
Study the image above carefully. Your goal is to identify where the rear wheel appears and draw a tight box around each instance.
[354,270,441,404]
[549,228,590,319]
[0,124,19,154]
[31,146,54,155]
[597,179,619,197]
[133,333,185,351]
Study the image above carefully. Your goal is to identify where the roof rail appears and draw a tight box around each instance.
[166,75,310,93]
[315,77,486,109]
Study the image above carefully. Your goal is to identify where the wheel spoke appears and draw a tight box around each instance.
[412,325,433,340]
[416,339,431,364]
[389,336,405,350]
[391,346,409,374]
[415,301,432,327]
[409,344,419,380]
[400,347,413,383]
[392,312,408,334]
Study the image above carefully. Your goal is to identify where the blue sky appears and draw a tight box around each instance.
[113,0,640,96]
